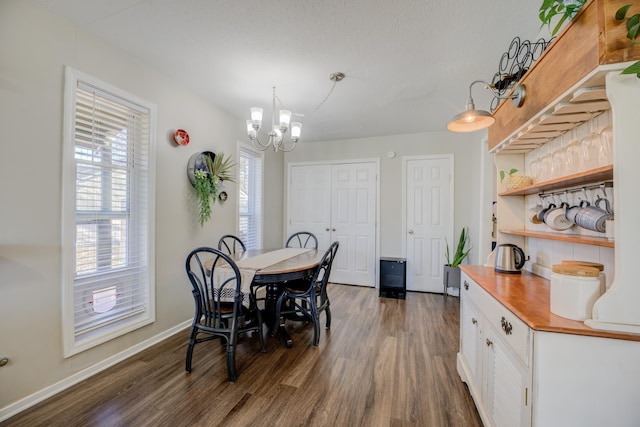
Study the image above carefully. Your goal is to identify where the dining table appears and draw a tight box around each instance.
[227,247,324,348]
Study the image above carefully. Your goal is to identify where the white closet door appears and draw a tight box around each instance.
[288,165,332,248]
[288,162,377,287]
[330,162,377,286]
[405,156,453,293]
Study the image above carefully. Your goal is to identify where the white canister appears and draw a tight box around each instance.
[550,264,605,321]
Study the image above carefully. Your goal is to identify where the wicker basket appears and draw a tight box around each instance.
[506,175,532,190]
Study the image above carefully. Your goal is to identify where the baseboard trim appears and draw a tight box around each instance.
[0,320,191,422]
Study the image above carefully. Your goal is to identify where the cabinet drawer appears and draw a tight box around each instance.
[461,272,531,367]
[485,300,530,367]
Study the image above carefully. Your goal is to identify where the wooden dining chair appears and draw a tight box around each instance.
[272,241,339,346]
[218,234,246,255]
[286,231,318,249]
[185,247,265,382]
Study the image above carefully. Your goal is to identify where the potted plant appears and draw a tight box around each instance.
[443,227,472,296]
[499,168,532,190]
[539,1,640,77]
[539,0,587,37]
[189,151,235,227]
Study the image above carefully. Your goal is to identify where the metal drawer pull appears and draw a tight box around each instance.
[501,316,513,335]
[464,281,469,290]
[471,318,478,325]
[486,338,493,347]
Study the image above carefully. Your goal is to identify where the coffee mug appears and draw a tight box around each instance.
[545,202,573,231]
[574,197,613,232]
[565,200,589,224]
[537,202,556,223]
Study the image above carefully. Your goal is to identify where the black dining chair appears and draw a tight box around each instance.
[286,231,318,249]
[272,241,339,346]
[218,234,246,255]
[284,231,319,292]
[184,247,265,382]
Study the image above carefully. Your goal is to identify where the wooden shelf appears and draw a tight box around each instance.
[488,0,640,152]
[499,165,613,196]
[500,229,614,248]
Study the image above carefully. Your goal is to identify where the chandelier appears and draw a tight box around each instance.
[246,72,345,152]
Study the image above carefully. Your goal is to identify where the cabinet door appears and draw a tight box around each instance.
[460,298,483,391]
[484,326,532,427]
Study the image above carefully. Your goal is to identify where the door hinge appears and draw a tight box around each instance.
[525,387,528,406]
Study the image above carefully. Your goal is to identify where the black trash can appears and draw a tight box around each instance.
[379,257,406,299]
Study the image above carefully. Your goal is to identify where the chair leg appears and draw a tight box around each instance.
[311,300,320,346]
[185,327,197,372]
[325,305,332,329]
[226,334,238,383]
[255,306,267,353]
[271,292,286,337]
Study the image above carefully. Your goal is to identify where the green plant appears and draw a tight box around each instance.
[445,227,472,268]
[539,0,587,36]
[615,4,640,78]
[539,2,640,77]
[499,168,518,183]
[193,152,236,227]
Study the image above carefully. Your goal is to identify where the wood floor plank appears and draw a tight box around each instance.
[2,284,482,427]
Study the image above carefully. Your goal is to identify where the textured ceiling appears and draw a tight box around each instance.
[34,0,546,142]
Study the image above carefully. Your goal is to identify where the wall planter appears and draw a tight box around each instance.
[187,151,235,227]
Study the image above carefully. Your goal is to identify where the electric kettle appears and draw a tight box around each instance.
[494,244,526,274]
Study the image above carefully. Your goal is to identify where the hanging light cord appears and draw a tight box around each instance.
[275,72,345,118]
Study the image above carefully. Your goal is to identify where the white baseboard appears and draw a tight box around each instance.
[0,320,191,422]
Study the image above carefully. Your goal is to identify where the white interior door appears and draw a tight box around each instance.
[288,162,377,287]
[405,156,453,293]
[288,165,332,247]
[330,162,377,286]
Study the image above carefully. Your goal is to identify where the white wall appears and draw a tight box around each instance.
[284,131,485,264]
[0,0,283,414]
[0,0,486,415]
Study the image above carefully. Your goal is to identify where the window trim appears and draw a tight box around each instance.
[236,142,264,249]
[61,66,157,357]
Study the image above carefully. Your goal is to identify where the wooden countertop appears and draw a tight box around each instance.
[460,265,640,342]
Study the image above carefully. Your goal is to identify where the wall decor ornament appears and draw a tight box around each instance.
[187,151,235,226]
[174,129,190,146]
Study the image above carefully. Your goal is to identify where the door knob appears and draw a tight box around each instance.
[326,228,330,231]
[332,228,336,232]
[408,230,414,234]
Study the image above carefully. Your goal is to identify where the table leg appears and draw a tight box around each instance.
[265,283,293,348]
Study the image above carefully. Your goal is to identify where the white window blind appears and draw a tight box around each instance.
[62,67,156,356]
[238,145,263,249]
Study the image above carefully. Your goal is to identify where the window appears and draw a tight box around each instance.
[62,67,156,356]
[237,144,263,249]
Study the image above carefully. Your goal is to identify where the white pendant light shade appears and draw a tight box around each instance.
[291,122,302,140]
[279,110,292,128]
[250,107,263,127]
[246,120,257,138]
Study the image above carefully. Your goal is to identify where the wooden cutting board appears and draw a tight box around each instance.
[552,264,600,277]
[561,260,604,271]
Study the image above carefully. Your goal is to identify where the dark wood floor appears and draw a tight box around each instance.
[3,284,481,427]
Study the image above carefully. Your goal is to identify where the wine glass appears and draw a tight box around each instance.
[580,117,599,171]
[598,125,613,166]
[566,128,582,173]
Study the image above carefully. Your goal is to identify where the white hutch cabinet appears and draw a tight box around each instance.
[458,1,640,425]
